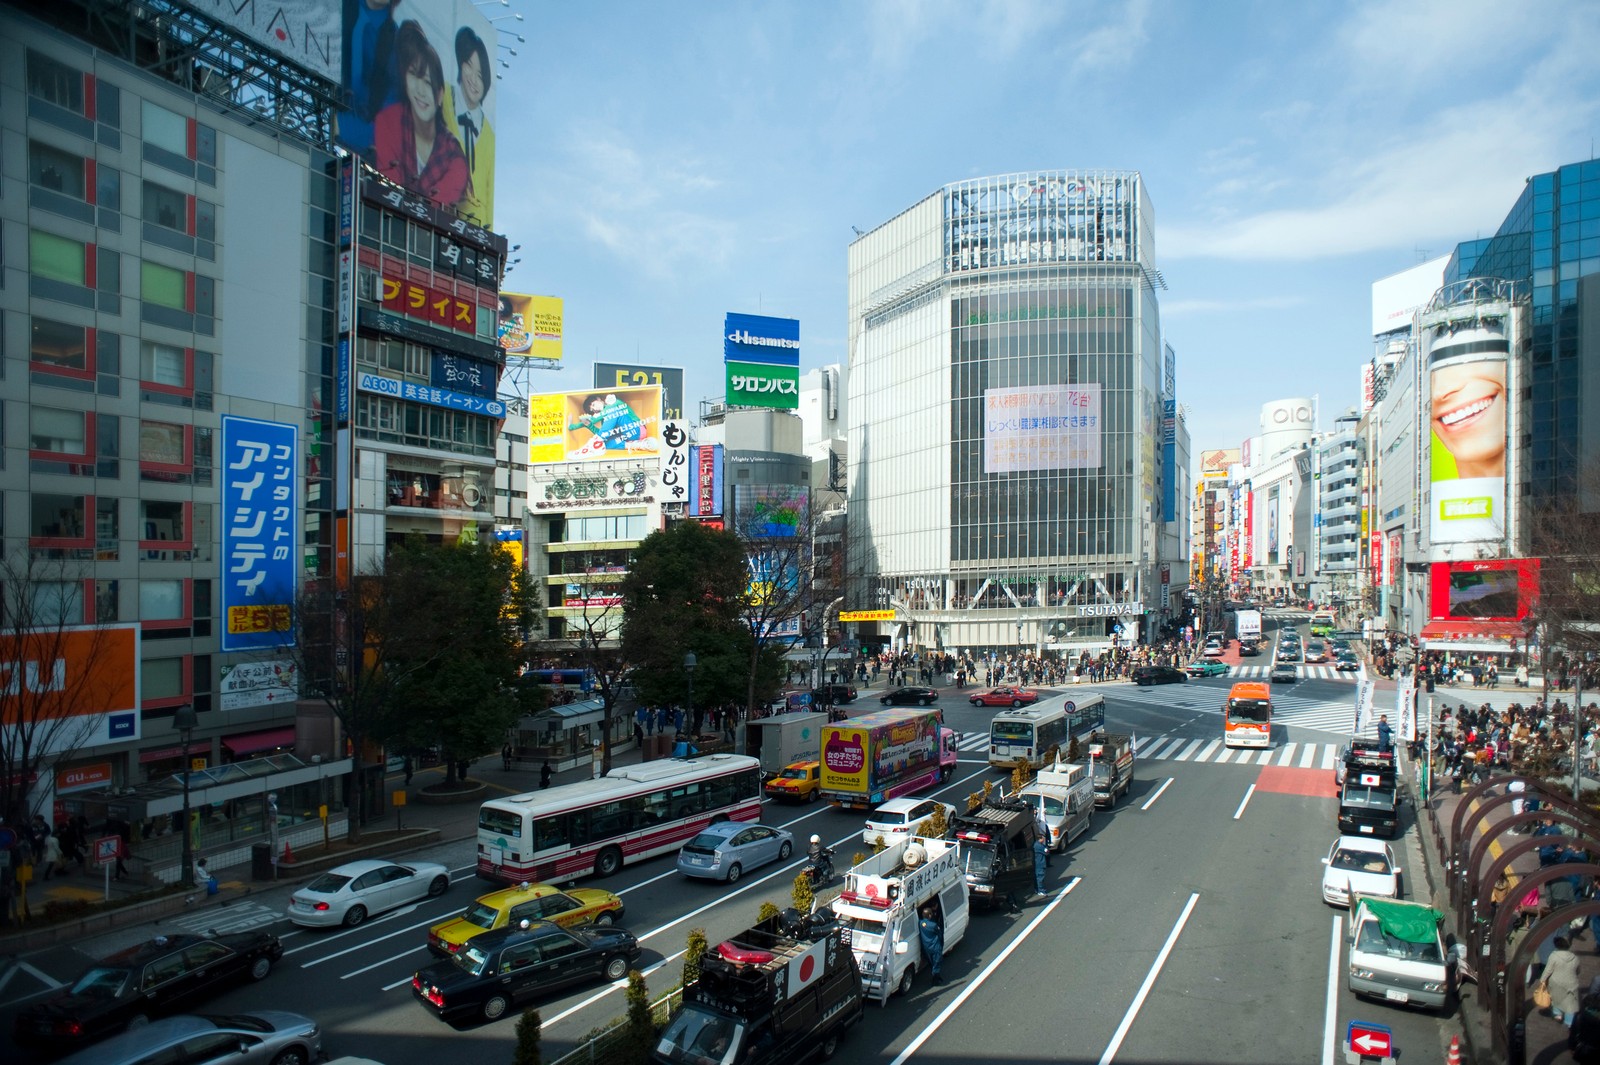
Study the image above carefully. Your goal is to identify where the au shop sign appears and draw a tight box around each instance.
[358,372,506,417]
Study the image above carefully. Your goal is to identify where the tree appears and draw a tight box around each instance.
[791,871,814,916]
[621,522,755,735]
[682,927,709,989]
[623,969,654,1059]
[0,553,127,824]
[553,590,632,774]
[732,497,813,727]
[512,1008,543,1065]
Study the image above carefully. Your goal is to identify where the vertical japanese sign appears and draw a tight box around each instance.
[658,420,690,506]
[222,416,298,651]
[690,444,724,517]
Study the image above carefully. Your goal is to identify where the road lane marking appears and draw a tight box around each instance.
[1172,740,1201,762]
[1147,738,1182,759]
[1321,745,1338,770]
[1279,742,1298,766]
[888,877,1082,1065]
[1213,746,1235,764]
[1322,913,1342,1065]
[1193,739,1220,762]
[1096,892,1199,1065]
[343,943,427,980]
[1232,784,1257,820]
[1257,749,1276,766]
[1140,778,1174,811]
[297,907,439,965]
[1299,744,1317,768]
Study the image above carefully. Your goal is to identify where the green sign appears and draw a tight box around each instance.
[726,360,799,409]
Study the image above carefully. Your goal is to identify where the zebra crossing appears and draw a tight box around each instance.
[1224,664,1356,682]
[1133,733,1347,769]
[1068,680,1393,736]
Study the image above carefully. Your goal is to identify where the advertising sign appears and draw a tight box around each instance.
[381,275,478,336]
[197,0,341,81]
[840,610,895,622]
[1428,559,1539,621]
[690,444,725,518]
[1161,398,1177,522]
[726,361,800,409]
[498,293,563,362]
[337,0,497,226]
[983,384,1102,474]
[595,363,685,421]
[220,659,301,712]
[1424,310,1510,543]
[1199,448,1238,481]
[723,313,800,365]
[0,625,139,750]
[528,387,664,464]
[734,486,809,539]
[56,762,113,794]
[221,416,297,651]
[431,351,496,399]
[658,420,690,505]
[357,371,505,417]
[1371,532,1384,588]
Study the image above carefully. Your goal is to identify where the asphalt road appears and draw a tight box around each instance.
[4,636,1451,1064]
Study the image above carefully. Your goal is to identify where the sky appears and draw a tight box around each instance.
[488,0,1600,461]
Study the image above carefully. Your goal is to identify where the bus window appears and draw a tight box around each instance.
[531,815,569,851]
[480,806,523,838]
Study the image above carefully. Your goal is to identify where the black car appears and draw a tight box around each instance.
[879,686,938,706]
[811,683,857,705]
[14,931,284,1051]
[1131,665,1187,686]
[413,919,641,1025]
[1335,653,1362,672]
[1239,640,1262,657]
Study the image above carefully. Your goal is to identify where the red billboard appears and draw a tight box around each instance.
[1429,559,1539,621]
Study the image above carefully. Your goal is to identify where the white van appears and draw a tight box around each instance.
[1347,894,1451,1010]
[834,836,968,1001]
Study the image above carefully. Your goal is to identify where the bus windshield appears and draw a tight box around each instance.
[1228,699,1271,723]
[991,722,1033,742]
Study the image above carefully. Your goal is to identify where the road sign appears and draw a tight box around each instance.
[0,826,16,850]
[94,835,121,863]
[1345,1020,1394,1064]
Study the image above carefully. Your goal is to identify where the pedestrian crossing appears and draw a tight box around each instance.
[1221,664,1356,681]
[1101,681,1390,736]
[1133,734,1349,769]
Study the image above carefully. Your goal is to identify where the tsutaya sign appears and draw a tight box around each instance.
[1076,602,1144,618]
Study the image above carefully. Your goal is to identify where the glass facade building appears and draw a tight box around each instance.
[845,172,1176,653]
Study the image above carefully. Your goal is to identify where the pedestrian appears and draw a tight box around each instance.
[633,720,644,747]
[1544,935,1582,1047]
[105,814,131,880]
[1376,714,1392,753]
[193,856,211,887]
[917,904,944,985]
[41,830,61,880]
[403,756,415,786]
[539,760,552,789]
[1033,827,1049,895]
[501,742,513,771]
[26,815,49,864]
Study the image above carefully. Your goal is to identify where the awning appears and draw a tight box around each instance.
[139,745,189,764]
[1419,620,1525,653]
[222,726,297,756]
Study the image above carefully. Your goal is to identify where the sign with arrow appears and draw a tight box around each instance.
[1344,1020,1394,1064]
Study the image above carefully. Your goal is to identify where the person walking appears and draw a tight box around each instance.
[40,830,62,880]
[105,814,131,880]
[1376,714,1393,753]
[917,904,945,985]
[1543,935,1582,1050]
[539,760,553,789]
[1033,827,1050,895]
[501,743,513,771]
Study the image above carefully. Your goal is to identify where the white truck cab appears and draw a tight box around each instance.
[1018,761,1094,853]
[833,836,968,1002]
[1346,894,1451,1010]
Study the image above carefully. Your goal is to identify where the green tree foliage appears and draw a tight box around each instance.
[792,871,815,915]
[758,901,781,923]
[623,970,654,1059]
[621,522,760,735]
[683,927,709,988]
[512,1008,542,1065]
[1067,736,1082,763]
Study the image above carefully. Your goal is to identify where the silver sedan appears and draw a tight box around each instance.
[287,858,450,928]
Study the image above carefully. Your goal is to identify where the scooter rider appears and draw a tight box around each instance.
[807,834,833,882]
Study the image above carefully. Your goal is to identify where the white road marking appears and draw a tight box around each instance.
[1213,746,1235,764]
[343,943,427,980]
[1300,744,1318,768]
[298,907,438,966]
[1096,892,1200,1065]
[1257,749,1276,766]
[1172,740,1202,762]
[1321,745,1339,771]
[1278,742,1298,766]
[889,878,1082,1065]
[1194,740,1221,762]
[1322,914,1343,1065]
[1233,784,1257,821]
[1140,778,1174,811]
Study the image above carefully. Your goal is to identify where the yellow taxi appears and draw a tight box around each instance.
[764,760,822,803]
[425,882,625,957]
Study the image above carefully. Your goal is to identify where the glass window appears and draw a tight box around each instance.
[96,497,119,549]
[195,199,215,242]
[142,499,184,541]
[97,81,121,128]
[30,407,87,453]
[140,580,184,620]
[31,493,86,538]
[30,582,84,626]
[26,51,84,113]
[31,231,86,285]
[194,275,214,317]
[96,579,119,621]
[143,182,186,231]
[139,421,185,465]
[143,657,184,699]
[31,318,88,369]
[142,101,187,155]
[195,124,216,166]
[97,248,121,294]
[29,141,85,197]
[141,342,186,386]
[97,165,121,211]
[141,261,186,309]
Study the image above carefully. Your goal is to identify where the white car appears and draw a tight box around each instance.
[863,797,956,846]
[1202,640,1226,658]
[1320,836,1401,907]
[287,858,450,928]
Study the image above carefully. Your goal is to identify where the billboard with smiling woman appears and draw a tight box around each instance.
[1423,294,1514,545]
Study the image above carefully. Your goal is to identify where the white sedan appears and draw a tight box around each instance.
[863,797,956,846]
[1320,836,1401,907]
[287,858,450,928]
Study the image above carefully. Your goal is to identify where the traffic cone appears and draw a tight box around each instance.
[1446,1034,1460,1065]
[282,841,294,864]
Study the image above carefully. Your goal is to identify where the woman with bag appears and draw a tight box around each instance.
[1545,936,1583,1048]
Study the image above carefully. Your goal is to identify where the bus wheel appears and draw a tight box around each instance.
[595,846,623,878]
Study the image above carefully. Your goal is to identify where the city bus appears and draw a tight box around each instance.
[1309,610,1338,637]
[475,754,763,884]
[1223,681,1273,748]
[989,694,1107,770]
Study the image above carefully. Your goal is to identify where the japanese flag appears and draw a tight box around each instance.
[786,938,828,997]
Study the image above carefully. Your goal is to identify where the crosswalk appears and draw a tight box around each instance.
[1220,664,1356,681]
[1134,734,1345,769]
[1100,681,1387,736]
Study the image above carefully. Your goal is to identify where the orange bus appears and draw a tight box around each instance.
[1223,681,1273,748]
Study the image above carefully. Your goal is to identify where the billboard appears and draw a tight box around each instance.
[727,361,800,409]
[658,420,690,506]
[734,485,809,538]
[595,363,685,421]
[1199,448,1238,482]
[197,0,341,82]
[337,0,496,226]
[1424,311,1510,543]
[498,294,563,362]
[0,625,139,750]
[222,417,297,651]
[1371,255,1448,336]
[528,387,664,464]
[723,313,800,365]
[691,444,725,517]
[983,384,1102,474]
[1429,559,1539,621]
[220,659,300,712]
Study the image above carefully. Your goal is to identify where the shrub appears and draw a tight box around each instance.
[792,871,815,915]
[757,901,781,923]
[512,1008,542,1065]
[682,928,708,988]
[623,970,654,1059]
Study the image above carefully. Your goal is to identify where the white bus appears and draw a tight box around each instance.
[988,694,1106,770]
[476,754,763,884]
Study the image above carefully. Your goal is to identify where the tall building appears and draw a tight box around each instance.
[844,171,1178,655]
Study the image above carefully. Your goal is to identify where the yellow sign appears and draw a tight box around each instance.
[393,791,408,807]
[498,293,563,362]
[839,609,895,622]
[528,386,665,465]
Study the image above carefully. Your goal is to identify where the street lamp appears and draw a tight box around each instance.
[173,703,198,888]
[683,652,696,741]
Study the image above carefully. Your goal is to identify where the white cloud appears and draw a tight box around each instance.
[1162,295,1306,316]
[1066,0,1151,79]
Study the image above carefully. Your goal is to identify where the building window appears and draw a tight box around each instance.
[26,51,85,114]
[96,498,119,560]
[30,407,87,454]
[141,261,185,309]
[140,579,185,620]
[97,248,121,294]
[32,492,87,540]
[141,341,187,387]
[195,199,216,242]
[142,181,186,231]
[31,318,88,370]
[142,101,187,155]
[95,579,119,621]
[31,231,86,285]
[142,657,185,701]
[29,141,85,198]
[194,275,215,317]
[30,582,85,626]
[139,420,186,466]
[141,499,186,543]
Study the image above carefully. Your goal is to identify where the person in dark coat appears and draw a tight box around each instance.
[539,761,553,789]
[918,903,944,985]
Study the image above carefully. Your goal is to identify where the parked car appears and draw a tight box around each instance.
[1320,835,1401,906]
[287,859,450,928]
[1131,665,1187,686]
[52,1012,321,1065]
[811,683,858,705]
[412,920,641,1024]
[764,760,823,803]
[428,882,624,957]
[676,822,794,883]
[1185,660,1230,678]
[1202,640,1226,658]
[13,932,284,1052]
[969,686,1039,707]
[881,685,939,706]
[862,797,956,846]
[1270,662,1298,684]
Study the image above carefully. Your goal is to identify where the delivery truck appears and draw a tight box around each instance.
[1088,731,1135,807]
[747,712,828,775]
[1018,760,1094,853]
[834,836,969,1003]
[819,708,958,810]
[1228,608,1263,646]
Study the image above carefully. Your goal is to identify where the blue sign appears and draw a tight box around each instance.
[431,351,497,399]
[108,712,136,738]
[1161,398,1177,523]
[723,312,800,366]
[357,372,506,417]
[221,416,298,652]
[336,337,351,427]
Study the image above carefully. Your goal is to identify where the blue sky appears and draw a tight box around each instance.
[489,0,1600,459]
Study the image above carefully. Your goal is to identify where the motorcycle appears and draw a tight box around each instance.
[804,846,835,886]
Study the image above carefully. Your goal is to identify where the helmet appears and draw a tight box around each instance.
[810,834,821,845]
